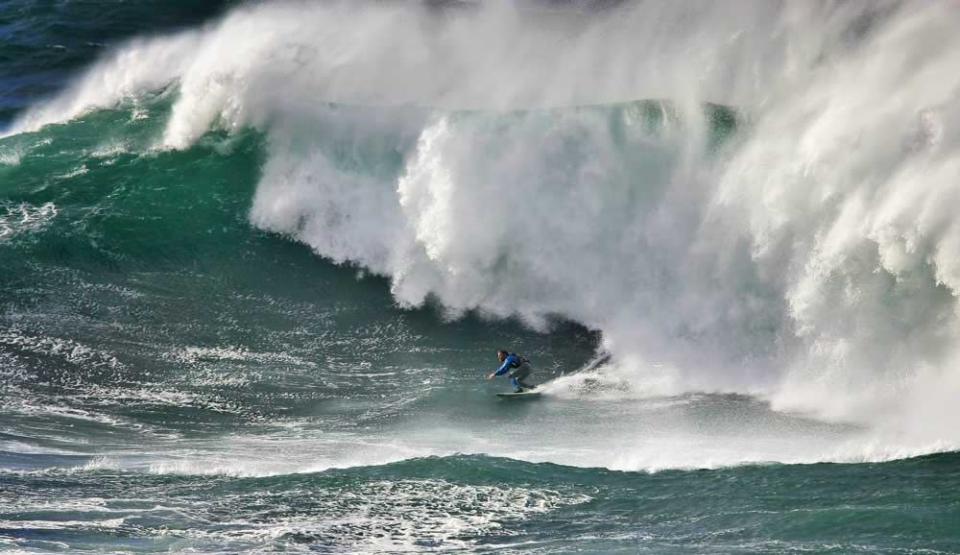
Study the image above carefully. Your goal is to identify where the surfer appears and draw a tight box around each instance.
[486,350,535,392]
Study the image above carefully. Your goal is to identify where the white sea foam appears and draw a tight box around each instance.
[0,517,126,531]
[0,455,123,476]
[169,345,314,367]
[233,480,588,552]
[90,141,129,159]
[0,329,120,369]
[0,145,24,166]
[0,202,58,241]
[53,164,88,180]
[119,478,589,552]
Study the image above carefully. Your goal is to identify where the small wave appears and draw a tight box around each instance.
[819,439,960,467]
[0,329,122,369]
[0,450,122,475]
[3,399,131,430]
[168,345,315,368]
[0,517,126,531]
[90,141,130,159]
[54,164,88,179]
[77,280,144,299]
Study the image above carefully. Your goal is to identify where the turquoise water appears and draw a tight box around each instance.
[3,2,960,553]
[6,453,960,553]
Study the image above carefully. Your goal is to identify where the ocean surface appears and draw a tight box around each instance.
[3,1,960,553]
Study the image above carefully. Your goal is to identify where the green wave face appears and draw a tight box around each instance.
[1,99,257,265]
[0,97,608,436]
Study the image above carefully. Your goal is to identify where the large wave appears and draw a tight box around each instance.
[8,0,960,449]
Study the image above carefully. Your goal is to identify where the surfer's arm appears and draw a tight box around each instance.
[493,356,515,376]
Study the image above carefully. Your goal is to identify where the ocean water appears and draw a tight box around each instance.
[2,1,960,553]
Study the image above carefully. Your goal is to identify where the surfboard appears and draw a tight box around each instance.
[496,390,542,399]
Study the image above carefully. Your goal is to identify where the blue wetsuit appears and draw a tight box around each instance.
[494,354,533,391]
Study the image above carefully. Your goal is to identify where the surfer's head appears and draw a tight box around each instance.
[496,350,508,362]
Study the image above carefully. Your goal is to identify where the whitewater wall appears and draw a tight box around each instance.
[9,0,960,441]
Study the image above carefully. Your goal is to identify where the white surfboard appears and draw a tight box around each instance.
[496,390,542,399]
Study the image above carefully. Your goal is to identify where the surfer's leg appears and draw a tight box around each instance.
[510,364,532,391]
[510,376,523,393]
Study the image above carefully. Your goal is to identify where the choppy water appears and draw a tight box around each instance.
[3,1,960,553]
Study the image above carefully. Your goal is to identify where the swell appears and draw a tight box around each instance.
[3,452,959,552]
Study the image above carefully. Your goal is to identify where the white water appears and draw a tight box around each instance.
[8,0,960,465]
